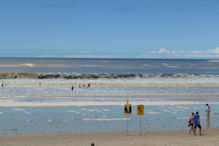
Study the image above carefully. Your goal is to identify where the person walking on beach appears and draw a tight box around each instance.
[189,113,196,135]
[194,112,202,135]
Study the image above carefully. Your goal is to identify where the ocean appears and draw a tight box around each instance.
[0,57,219,134]
[1,57,219,74]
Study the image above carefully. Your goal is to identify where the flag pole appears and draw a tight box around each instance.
[127,95,129,136]
[140,116,141,135]
[127,115,129,136]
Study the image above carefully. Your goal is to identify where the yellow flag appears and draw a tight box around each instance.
[126,95,129,112]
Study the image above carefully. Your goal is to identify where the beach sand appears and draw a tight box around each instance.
[0,128,218,146]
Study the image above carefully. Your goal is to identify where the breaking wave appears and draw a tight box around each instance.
[0,72,218,79]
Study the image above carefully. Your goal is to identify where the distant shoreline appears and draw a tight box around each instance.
[0,57,216,60]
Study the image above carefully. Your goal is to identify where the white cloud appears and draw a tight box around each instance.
[171,50,184,54]
[79,50,91,54]
[157,48,170,54]
[188,51,204,54]
[208,48,219,53]
[145,47,219,59]
[64,54,95,58]
[63,54,124,58]
[152,48,184,55]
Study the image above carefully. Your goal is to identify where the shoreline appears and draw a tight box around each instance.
[0,128,218,146]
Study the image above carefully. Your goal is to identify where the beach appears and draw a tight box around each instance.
[2,0,219,143]
[1,58,219,143]
[0,128,218,146]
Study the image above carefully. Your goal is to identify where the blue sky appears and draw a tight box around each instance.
[0,0,219,58]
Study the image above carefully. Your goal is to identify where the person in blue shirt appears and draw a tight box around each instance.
[193,112,202,135]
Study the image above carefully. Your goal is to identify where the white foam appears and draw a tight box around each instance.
[12,108,31,114]
[1,78,219,107]
[2,77,219,87]
[15,96,27,98]
[182,107,191,109]
[0,111,3,115]
[162,63,178,68]
[176,117,188,120]
[176,106,184,108]
[83,118,130,121]
[13,108,24,112]
[0,100,217,107]
[88,109,96,112]
[0,64,20,67]
[146,112,160,115]
[163,110,170,112]
[179,109,185,112]
[176,106,191,109]
[81,65,97,67]
[24,111,32,115]
[66,110,80,114]
[21,63,35,67]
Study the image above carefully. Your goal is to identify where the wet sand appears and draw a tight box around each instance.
[0,128,218,146]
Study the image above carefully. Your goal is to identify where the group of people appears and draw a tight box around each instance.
[188,104,211,136]
[71,83,91,92]
[79,83,90,88]
[188,112,202,136]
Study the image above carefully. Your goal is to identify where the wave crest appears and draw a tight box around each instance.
[0,72,217,79]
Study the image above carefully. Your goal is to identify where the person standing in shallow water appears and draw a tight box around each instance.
[206,104,211,128]
[194,112,202,135]
[189,113,196,136]
[1,83,3,88]
[71,86,74,92]
[206,104,210,113]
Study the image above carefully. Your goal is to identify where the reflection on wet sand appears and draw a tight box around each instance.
[206,112,210,128]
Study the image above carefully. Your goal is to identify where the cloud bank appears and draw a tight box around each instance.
[140,47,219,59]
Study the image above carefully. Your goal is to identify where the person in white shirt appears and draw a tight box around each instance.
[206,104,210,113]
[206,104,211,128]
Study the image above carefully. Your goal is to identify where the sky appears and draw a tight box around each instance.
[0,0,219,59]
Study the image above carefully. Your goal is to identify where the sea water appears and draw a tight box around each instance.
[0,58,219,134]
[0,105,218,135]
[1,58,219,74]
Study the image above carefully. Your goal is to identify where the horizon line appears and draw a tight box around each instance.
[0,56,218,60]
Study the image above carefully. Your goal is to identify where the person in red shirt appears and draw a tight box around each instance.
[189,113,196,136]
